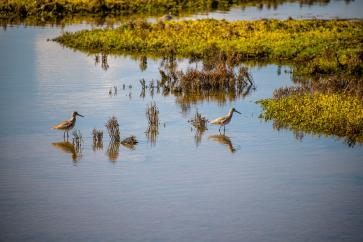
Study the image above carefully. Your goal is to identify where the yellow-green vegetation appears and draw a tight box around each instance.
[54,19,363,75]
[0,0,330,19]
[258,93,363,145]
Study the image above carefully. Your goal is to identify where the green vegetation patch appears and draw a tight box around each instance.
[258,93,363,145]
[54,19,363,75]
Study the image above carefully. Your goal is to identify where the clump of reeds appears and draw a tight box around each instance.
[273,86,306,99]
[153,58,255,105]
[189,109,208,131]
[146,102,159,126]
[105,116,120,142]
[101,53,109,71]
[188,110,208,147]
[72,130,83,152]
[145,102,160,145]
[121,135,138,150]
[92,128,103,151]
[293,75,363,101]
[139,56,147,71]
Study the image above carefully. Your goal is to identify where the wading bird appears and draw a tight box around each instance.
[209,108,241,133]
[52,111,84,139]
[159,12,173,22]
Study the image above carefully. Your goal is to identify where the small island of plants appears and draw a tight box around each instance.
[54,19,363,76]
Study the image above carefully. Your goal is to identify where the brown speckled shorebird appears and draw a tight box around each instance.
[209,108,241,133]
[52,111,84,139]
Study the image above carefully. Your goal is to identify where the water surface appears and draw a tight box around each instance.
[1,4,363,242]
[181,0,363,21]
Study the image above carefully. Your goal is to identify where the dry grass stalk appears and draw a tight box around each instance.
[92,128,103,151]
[189,109,208,131]
[146,102,159,126]
[105,116,120,142]
[72,130,83,158]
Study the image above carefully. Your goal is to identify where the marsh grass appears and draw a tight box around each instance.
[146,102,159,127]
[92,128,103,151]
[258,93,363,146]
[293,75,363,101]
[0,1,342,22]
[105,116,120,142]
[121,135,138,150]
[72,129,83,147]
[188,110,208,147]
[155,57,255,105]
[54,19,363,76]
[71,130,83,159]
[145,102,159,145]
[189,110,208,131]
[273,75,363,101]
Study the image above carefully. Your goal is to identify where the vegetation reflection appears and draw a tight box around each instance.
[1,0,346,25]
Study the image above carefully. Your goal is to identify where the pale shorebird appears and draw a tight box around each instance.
[159,12,173,22]
[52,111,84,139]
[209,108,241,133]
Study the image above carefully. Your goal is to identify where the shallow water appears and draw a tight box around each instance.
[1,5,363,242]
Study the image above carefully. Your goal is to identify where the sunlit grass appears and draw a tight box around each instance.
[258,93,363,145]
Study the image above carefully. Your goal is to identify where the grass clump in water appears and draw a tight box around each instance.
[189,110,208,131]
[121,135,138,150]
[189,109,208,147]
[92,128,103,151]
[54,19,363,75]
[146,102,159,127]
[155,56,255,106]
[105,116,120,142]
[145,102,159,145]
[258,93,363,145]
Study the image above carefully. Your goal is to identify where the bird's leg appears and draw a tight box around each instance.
[66,131,69,140]
[63,131,65,140]
[218,126,221,133]
[223,126,226,133]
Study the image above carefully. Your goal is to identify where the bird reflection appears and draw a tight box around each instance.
[52,141,82,162]
[208,134,237,153]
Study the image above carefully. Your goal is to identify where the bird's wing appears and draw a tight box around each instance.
[209,116,228,125]
[52,120,72,129]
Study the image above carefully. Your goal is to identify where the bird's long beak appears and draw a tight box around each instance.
[77,113,84,117]
[235,110,241,114]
